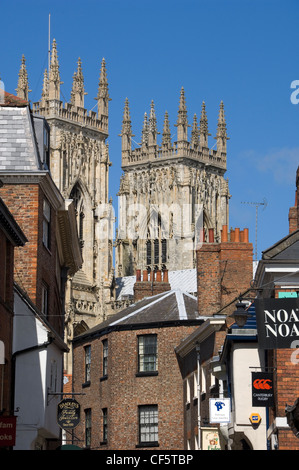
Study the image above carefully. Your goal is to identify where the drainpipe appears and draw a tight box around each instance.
[196,342,201,450]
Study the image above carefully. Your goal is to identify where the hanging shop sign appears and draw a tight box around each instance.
[252,371,274,407]
[255,298,299,349]
[0,416,16,447]
[57,398,81,430]
[209,398,230,423]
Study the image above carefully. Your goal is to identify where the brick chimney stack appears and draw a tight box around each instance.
[134,269,171,302]
[197,225,253,317]
[288,166,299,233]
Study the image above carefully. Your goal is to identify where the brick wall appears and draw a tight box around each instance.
[197,225,253,316]
[273,288,299,450]
[134,269,171,301]
[73,324,199,450]
[0,182,63,335]
[0,228,15,415]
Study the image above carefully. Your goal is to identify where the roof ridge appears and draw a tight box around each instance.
[110,289,174,326]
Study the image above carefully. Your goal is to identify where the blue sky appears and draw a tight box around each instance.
[1,0,299,260]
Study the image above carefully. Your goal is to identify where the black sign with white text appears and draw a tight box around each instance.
[255,298,299,349]
[252,372,274,407]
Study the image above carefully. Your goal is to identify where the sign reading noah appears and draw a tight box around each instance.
[255,298,299,349]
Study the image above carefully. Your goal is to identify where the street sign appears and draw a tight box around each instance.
[0,416,16,447]
[57,398,81,430]
[209,398,230,423]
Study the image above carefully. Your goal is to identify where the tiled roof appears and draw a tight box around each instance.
[0,105,42,171]
[115,269,197,300]
[0,91,28,107]
[74,289,203,341]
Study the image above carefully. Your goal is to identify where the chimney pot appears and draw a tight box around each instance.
[221,225,228,242]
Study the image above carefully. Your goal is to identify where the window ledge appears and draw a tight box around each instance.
[82,381,90,388]
[136,442,159,448]
[136,371,158,377]
[100,375,108,382]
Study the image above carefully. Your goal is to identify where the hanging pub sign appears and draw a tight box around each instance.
[252,372,274,407]
[255,298,299,349]
[57,398,81,430]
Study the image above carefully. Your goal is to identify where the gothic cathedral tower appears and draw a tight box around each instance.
[17,42,114,359]
[115,88,230,277]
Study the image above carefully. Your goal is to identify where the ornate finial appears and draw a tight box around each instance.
[96,57,110,101]
[121,98,133,135]
[41,69,49,104]
[141,112,148,147]
[162,111,172,148]
[71,57,87,107]
[199,101,210,147]
[175,86,189,142]
[148,100,159,141]
[48,39,63,100]
[96,58,110,129]
[191,114,199,147]
[215,101,229,154]
[120,98,134,155]
[16,54,31,101]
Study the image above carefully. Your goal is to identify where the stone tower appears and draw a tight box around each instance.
[115,88,230,277]
[16,41,114,361]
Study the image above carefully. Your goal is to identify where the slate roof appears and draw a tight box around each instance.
[115,269,197,300]
[73,288,203,342]
[0,95,42,171]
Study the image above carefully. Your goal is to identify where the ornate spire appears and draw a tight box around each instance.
[148,100,159,146]
[16,55,31,101]
[191,114,199,148]
[40,69,49,105]
[215,101,229,154]
[141,112,148,148]
[71,58,87,107]
[162,111,172,149]
[96,58,110,129]
[120,98,133,154]
[175,87,189,142]
[199,101,210,147]
[48,39,63,100]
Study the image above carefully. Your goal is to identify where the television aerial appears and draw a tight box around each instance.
[241,198,267,261]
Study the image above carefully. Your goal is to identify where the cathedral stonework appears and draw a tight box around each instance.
[115,88,230,277]
[17,41,114,367]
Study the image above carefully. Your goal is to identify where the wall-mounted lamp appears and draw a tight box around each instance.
[230,301,249,328]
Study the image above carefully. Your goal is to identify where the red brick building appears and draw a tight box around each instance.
[0,193,27,421]
[72,274,205,450]
[254,169,299,450]
[0,91,82,449]
[176,225,254,450]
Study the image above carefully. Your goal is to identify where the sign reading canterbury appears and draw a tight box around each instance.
[255,298,299,349]
[57,398,80,430]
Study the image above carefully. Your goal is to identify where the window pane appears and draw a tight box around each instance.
[138,335,157,372]
[43,199,51,248]
[85,346,91,382]
[85,409,91,447]
[139,406,158,443]
[103,339,108,376]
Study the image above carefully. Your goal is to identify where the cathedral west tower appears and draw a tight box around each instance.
[17,41,114,365]
[115,88,230,277]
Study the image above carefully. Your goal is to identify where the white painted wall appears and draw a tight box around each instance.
[12,289,63,450]
[229,342,268,450]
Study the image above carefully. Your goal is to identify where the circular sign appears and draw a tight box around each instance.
[57,398,81,430]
